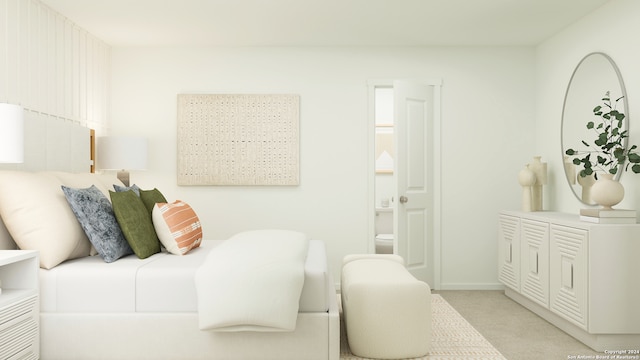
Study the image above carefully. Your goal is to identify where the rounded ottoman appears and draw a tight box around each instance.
[341,254,431,359]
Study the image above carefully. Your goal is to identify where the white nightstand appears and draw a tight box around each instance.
[0,250,39,360]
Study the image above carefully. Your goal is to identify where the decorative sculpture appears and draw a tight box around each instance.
[529,156,547,211]
[518,164,536,212]
[577,172,596,204]
[518,156,547,212]
[563,155,576,185]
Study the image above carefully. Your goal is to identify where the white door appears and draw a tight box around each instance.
[394,80,434,284]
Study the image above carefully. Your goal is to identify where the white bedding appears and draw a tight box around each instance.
[195,229,309,332]
[38,239,339,360]
[39,239,330,314]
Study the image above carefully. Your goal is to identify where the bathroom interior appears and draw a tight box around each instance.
[374,87,394,254]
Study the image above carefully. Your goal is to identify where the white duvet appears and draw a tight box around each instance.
[195,229,309,332]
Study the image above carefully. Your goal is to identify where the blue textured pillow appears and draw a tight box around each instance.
[113,184,141,196]
[61,185,133,263]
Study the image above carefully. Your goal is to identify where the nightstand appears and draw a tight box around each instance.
[0,250,39,360]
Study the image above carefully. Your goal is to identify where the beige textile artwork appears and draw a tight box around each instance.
[177,94,300,186]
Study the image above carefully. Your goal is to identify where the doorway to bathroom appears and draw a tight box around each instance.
[372,86,394,255]
[367,79,442,288]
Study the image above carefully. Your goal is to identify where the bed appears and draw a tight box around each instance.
[0,170,340,360]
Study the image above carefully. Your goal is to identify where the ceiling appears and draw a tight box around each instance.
[40,0,610,47]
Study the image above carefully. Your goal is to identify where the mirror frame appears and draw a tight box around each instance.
[560,52,629,205]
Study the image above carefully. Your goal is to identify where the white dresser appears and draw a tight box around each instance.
[498,210,640,351]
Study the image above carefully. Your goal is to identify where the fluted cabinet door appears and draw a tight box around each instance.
[498,214,520,291]
[549,224,588,330]
[520,219,549,307]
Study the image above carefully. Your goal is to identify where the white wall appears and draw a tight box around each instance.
[0,0,110,171]
[110,46,536,288]
[536,0,640,214]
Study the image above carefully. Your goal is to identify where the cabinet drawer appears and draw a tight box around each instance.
[0,294,39,360]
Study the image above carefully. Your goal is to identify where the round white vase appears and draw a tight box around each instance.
[518,165,536,212]
[590,173,625,209]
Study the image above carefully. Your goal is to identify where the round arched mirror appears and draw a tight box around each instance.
[561,52,628,205]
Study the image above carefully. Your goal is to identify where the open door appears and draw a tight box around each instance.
[394,80,434,284]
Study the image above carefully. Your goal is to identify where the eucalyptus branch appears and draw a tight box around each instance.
[565,92,640,178]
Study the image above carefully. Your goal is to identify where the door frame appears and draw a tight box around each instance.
[366,78,443,290]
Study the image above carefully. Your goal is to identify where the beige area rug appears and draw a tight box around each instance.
[340,294,506,360]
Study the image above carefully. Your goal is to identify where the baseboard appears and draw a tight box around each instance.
[438,282,505,290]
[336,282,505,292]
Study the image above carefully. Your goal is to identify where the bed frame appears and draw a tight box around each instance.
[0,119,340,360]
[40,282,339,360]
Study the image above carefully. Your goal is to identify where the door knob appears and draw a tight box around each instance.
[399,195,408,204]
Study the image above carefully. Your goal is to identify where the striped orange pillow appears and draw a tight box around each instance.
[152,200,202,255]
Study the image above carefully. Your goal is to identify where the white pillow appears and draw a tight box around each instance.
[0,216,18,250]
[52,171,118,198]
[152,200,202,255]
[0,171,92,269]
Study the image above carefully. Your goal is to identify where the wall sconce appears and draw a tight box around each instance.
[0,103,24,164]
[97,136,147,186]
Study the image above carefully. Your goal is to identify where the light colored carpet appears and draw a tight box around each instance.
[340,294,506,360]
[437,290,603,359]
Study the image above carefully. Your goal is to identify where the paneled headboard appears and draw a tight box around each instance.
[0,112,93,173]
[0,114,94,249]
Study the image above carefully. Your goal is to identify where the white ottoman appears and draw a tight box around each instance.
[341,254,431,359]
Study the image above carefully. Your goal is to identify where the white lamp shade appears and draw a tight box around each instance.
[0,104,24,164]
[97,136,148,170]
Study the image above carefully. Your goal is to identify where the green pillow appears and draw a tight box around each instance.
[110,190,160,259]
[140,188,168,217]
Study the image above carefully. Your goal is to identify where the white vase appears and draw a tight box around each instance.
[590,173,625,209]
[577,173,596,204]
[518,165,536,212]
[529,156,547,211]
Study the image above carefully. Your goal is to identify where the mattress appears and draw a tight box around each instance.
[39,239,330,313]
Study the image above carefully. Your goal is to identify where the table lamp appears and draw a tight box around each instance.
[97,136,147,186]
[0,103,24,164]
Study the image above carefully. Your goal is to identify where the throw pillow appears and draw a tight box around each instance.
[153,200,202,255]
[113,184,141,196]
[0,216,17,250]
[140,188,168,218]
[110,190,160,259]
[61,185,133,263]
[0,171,93,269]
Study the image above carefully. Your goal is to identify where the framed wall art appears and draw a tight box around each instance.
[177,94,300,185]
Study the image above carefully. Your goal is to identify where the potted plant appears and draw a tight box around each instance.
[565,92,640,208]
[565,91,640,178]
